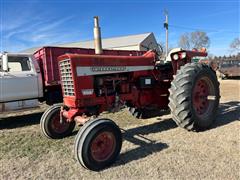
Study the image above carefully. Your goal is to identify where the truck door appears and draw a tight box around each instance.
[0,55,39,102]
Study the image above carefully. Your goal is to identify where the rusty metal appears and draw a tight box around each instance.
[219,60,240,78]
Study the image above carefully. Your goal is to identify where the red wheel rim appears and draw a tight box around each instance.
[51,113,70,134]
[90,131,116,162]
[192,77,214,117]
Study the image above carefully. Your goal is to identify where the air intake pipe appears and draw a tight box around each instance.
[93,16,103,54]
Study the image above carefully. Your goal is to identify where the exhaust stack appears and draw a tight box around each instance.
[93,16,103,54]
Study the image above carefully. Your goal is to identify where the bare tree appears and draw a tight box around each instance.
[230,38,240,52]
[178,31,210,50]
[178,33,190,49]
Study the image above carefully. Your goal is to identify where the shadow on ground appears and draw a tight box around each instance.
[212,101,240,129]
[221,77,240,80]
[0,112,43,129]
[114,101,240,167]
[113,118,176,167]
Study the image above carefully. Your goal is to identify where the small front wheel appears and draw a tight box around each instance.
[74,118,122,171]
[40,104,75,139]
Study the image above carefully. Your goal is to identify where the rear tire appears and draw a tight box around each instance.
[168,63,220,131]
[40,104,75,139]
[74,118,122,171]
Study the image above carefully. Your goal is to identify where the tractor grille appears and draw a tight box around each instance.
[59,59,75,96]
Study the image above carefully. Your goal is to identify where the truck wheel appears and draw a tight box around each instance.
[168,63,220,131]
[74,118,122,171]
[40,105,75,139]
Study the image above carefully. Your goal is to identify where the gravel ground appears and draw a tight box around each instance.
[0,79,239,180]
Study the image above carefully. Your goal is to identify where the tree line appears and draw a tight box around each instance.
[176,31,239,60]
[208,53,240,62]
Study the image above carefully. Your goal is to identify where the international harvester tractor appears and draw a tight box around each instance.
[40,17,220,171]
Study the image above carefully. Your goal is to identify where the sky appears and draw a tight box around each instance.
[0,0,239,56]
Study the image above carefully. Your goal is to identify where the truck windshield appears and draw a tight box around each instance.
[8,56,31,72]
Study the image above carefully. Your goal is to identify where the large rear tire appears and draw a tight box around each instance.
[168,63,220,131]
[74,118,122,171]
[40,104,75,139]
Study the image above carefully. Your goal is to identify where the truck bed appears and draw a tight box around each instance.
[34,46,144,86]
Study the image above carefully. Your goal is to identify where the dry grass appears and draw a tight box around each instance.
[0,80,239,179]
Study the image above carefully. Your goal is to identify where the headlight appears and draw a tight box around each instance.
[173,54,179,60]
[181,52,187,59]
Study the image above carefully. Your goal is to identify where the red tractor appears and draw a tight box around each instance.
[40,17,220,171]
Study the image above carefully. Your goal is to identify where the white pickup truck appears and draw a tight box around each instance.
[0,53,43,113]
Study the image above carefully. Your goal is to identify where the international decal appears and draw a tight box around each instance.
[91,66,127,72]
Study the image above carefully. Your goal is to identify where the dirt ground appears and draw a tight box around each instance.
[0,79,239,180]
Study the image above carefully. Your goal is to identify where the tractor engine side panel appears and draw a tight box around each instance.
[59,52,170,118]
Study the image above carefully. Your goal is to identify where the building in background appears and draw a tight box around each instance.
[22,32,159,54]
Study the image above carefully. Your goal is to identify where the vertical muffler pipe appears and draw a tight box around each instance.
[93,16,103,54]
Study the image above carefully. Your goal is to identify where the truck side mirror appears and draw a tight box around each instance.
[2,54,9,72]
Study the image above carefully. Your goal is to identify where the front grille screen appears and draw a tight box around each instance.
[59,59,75,96]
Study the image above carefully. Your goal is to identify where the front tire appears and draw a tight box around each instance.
[40,104,75,139]
[74,118,122,171]
[168,63,220,131]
